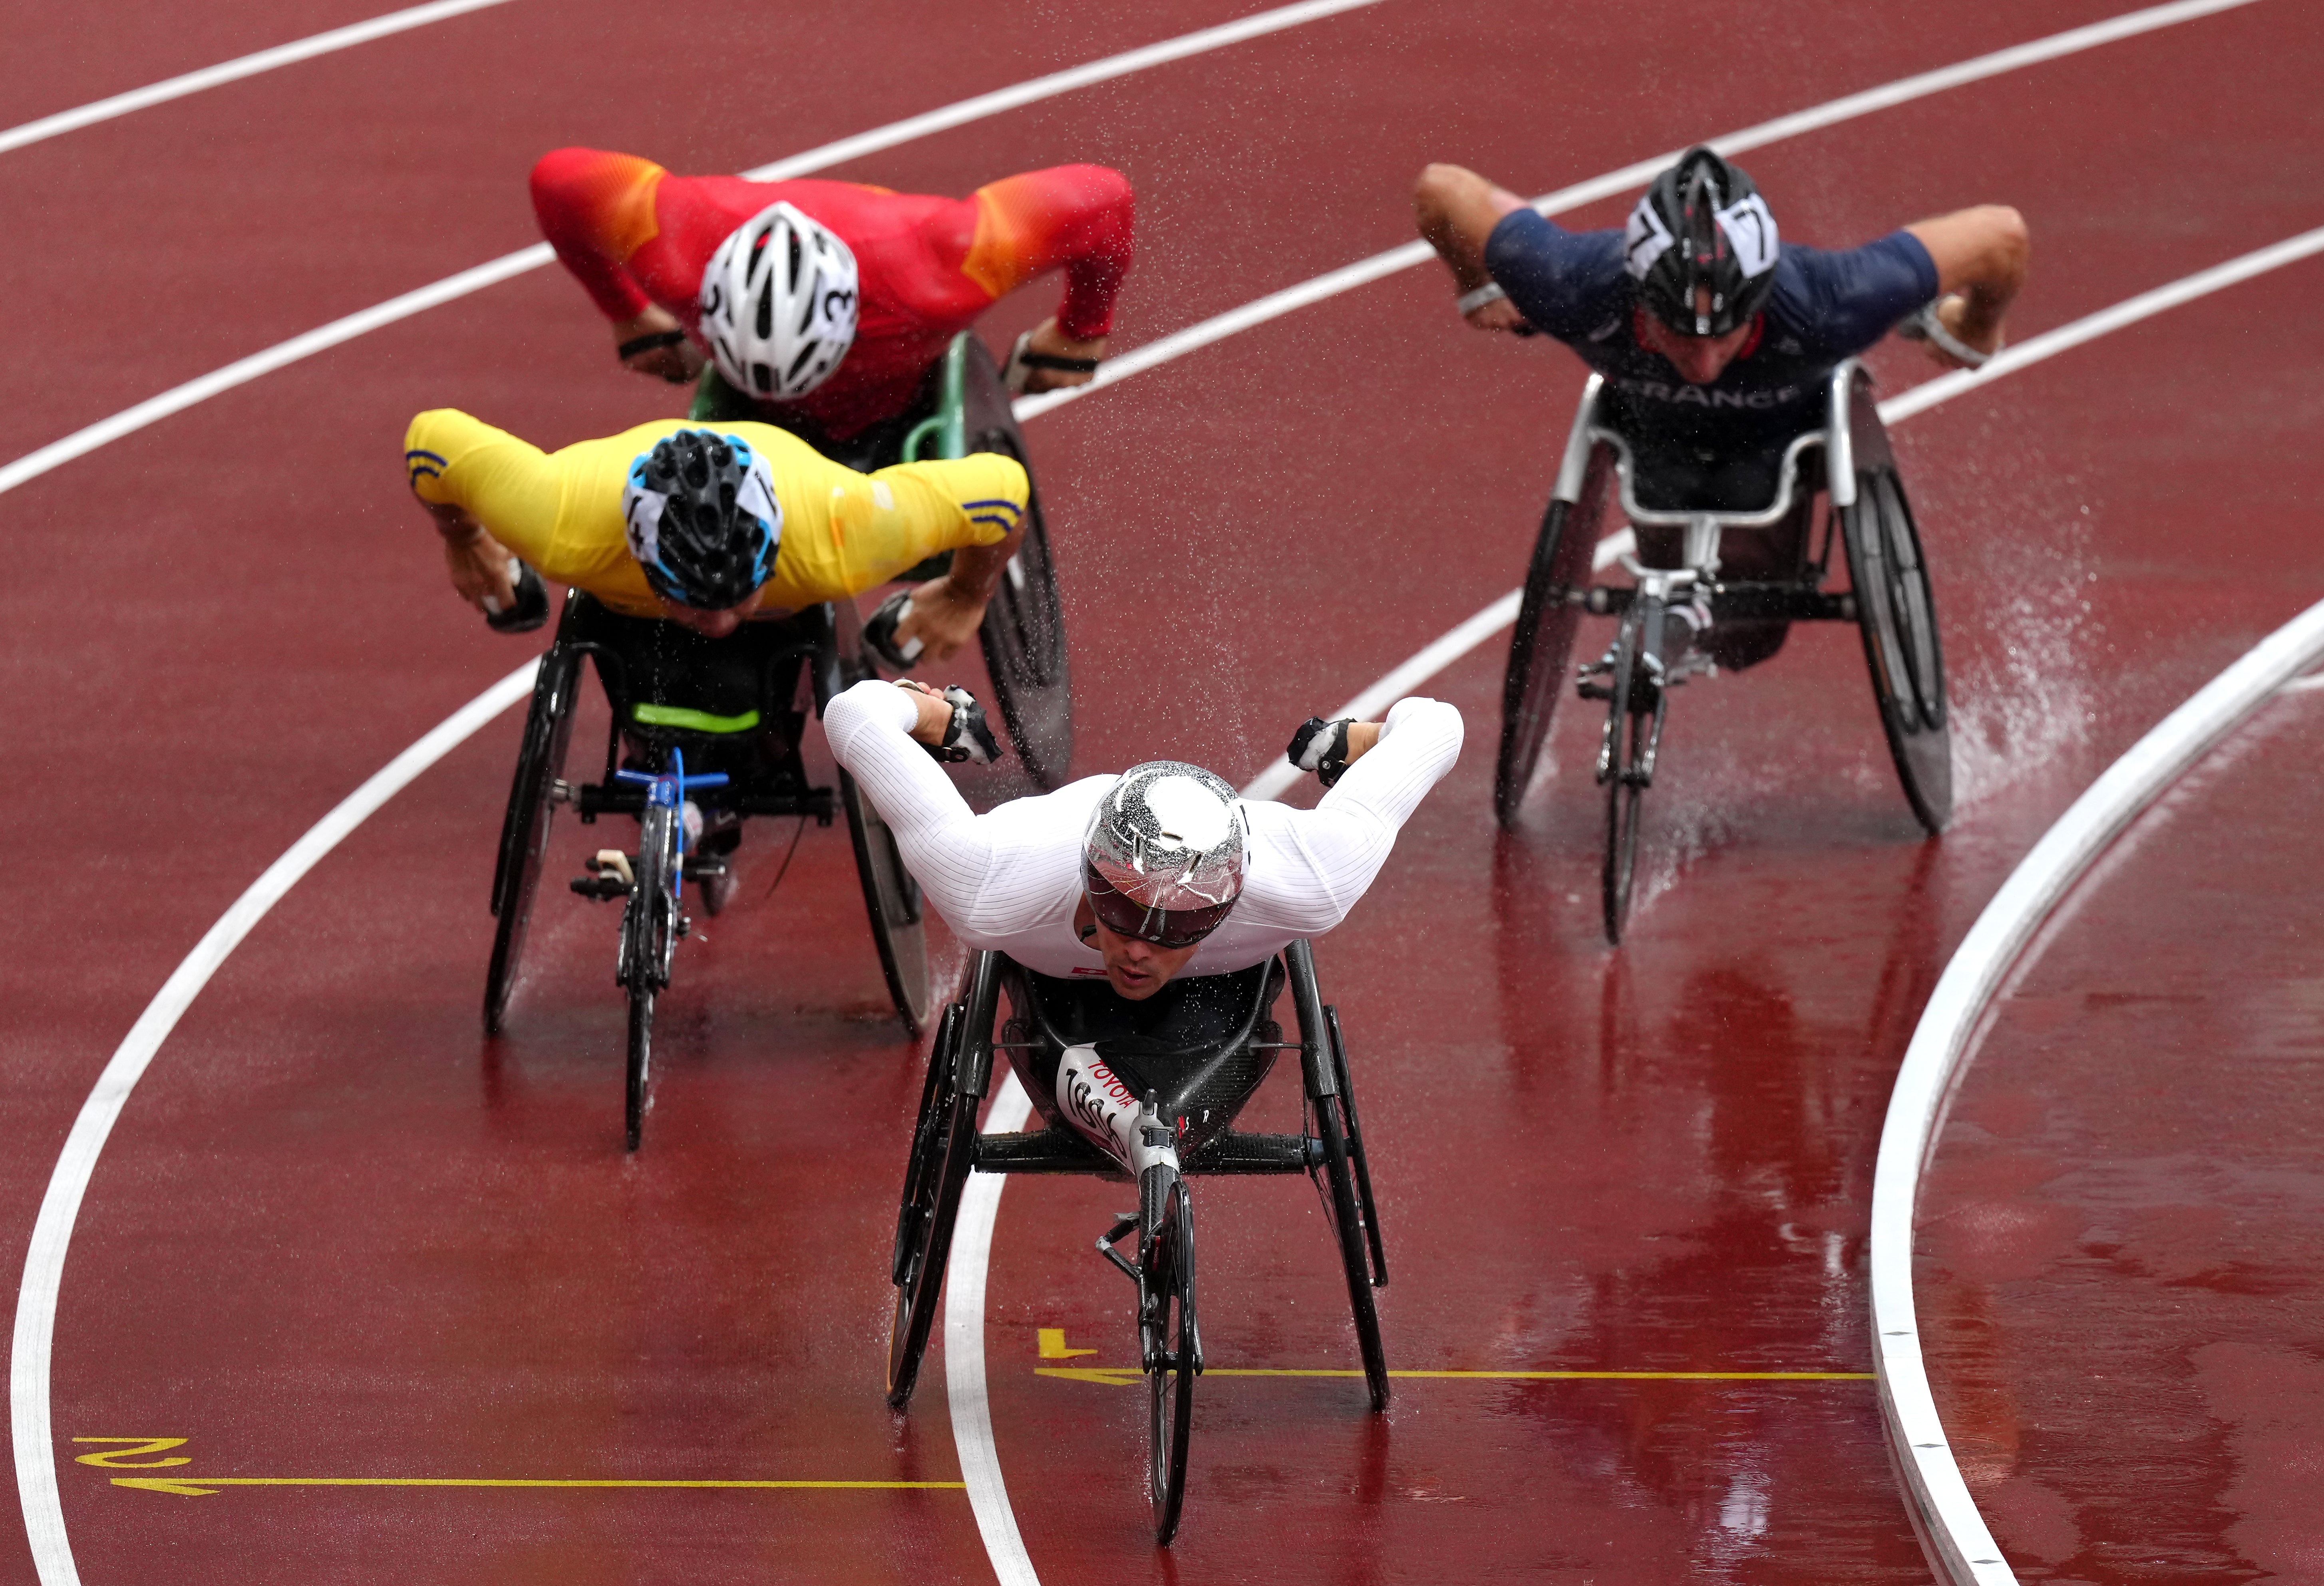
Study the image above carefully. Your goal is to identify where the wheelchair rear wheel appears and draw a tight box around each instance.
[485,643,581,1033]
[841,767,932,1037]
[887,1003,979,1407]
[1144,1175,1198,1546]
[1497,447,1612,826]
[1842,466,1952,833]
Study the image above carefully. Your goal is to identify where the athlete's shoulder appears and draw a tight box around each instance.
[1485,211,1628,339]
[1768,231,1937,353]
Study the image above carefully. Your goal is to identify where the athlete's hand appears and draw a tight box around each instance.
[891,575,987,663]
[1464,294,1533,335]
[1918,292,2004,370]
[895,680,956,745]
[613,306,705,384]
[426,500,517,613]
[1016,317,1107,393]
[895,680,1002,763]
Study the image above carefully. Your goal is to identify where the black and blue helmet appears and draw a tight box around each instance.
[621,429,781,611]
[1624,147,1781,337]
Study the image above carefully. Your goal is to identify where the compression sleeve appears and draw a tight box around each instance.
[403,409,569,570]
[761,452,1026,610]
[958,165,1135,340]
[1484,210,1629,343]
[1239,697,1465,936]
[531,147,669,323]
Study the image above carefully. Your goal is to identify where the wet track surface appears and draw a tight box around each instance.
[5,1,2324,1582]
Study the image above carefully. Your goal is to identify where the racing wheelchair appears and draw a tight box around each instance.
[482,593,925,1150]
[695,330,1075,789]
[883,942,1387,1545]
[1495,360,1950,942]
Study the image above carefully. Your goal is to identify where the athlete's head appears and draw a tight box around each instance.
[1625,147,1780,382]
[1080,762,1248,1000]
[622,429,780,635]
[697,201,859,401]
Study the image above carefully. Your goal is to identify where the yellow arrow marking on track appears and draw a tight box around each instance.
[111,1477,966,1499]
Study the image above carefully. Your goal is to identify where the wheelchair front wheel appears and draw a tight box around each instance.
[619,802,678,1152]
[1842,467,1952,833]
[1144,1175,1198,1546]
[484,643,580,1034]
[1598,604,1648,945]
[841,768,932,1037]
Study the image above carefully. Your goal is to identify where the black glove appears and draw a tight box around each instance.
[1286,717,1356,787]
[484,560,551,634]
[925,685,1003,765]
[862,588,924,672]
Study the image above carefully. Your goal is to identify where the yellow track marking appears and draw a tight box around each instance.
[111,1476,964,1499]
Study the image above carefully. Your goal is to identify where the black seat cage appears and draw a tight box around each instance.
[551,595,842,825]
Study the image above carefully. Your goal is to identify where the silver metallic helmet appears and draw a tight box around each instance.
[1082,761,1248,948]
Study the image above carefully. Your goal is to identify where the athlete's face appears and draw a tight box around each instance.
[1635,288,1757,385]
[1076,898,1201,1001]
[659,585,766,638]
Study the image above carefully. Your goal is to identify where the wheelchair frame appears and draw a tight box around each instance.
[882,940,1387,1544]
[481,592,930,1148]
[1496,360,1952,940]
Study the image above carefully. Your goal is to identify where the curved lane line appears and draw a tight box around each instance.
[0,0,520,157]
[8,661,537,1586]
[0,0,1386,503]
[1872,602,2324,1586]
[944,1075,1039,1585]
[1239,224,2324,802]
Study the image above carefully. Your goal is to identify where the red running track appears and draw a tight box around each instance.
[4,0,2323,1581]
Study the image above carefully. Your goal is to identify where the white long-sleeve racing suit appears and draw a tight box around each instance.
[821,681,1464,981]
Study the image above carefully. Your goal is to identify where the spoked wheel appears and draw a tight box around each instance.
[1324,1007,1388,1287]
[1143,1174,1199,1546]
[618,802,679,1153]
[888,965,996,1409]
[484,640,580,1033]
[958,335,1073,789]
[1312,1079,1389,1412]
[1495,447,1612,826]
[1842,466,1952,832]
[841,767,932,1037]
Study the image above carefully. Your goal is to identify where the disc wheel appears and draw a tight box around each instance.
[484,642,580,1033]
[620,803,678,1153]
[1144,1175,1198,1546]
[841,767,932,1037]
[1843,466,1952,833]
[1496,448,1612,826]
[886,1004,977,1408]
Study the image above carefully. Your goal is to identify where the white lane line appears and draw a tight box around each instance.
[1236,224,2324,800]
[0,0,519,157]
[944,1074,1039,1586]
[8,660,536,1586]
[2281,670,2324,693]
[1013,0,2266,423]
[1871,598,2324,1586]
[0,0,1386,504]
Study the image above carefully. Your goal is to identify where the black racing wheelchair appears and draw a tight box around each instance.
[883,942,1387,1545]
[694,330,1075,788]
[1495,359,1950,942]
[483,594,924,1149]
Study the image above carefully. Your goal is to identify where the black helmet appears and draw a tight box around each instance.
[1624,147,1780,337]
[620,429,781,610]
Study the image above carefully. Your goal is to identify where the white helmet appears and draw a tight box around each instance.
[697,201,859,401]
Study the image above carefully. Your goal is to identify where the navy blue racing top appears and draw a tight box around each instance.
[1484,209,1938,459]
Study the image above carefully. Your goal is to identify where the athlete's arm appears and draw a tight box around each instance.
[1246,698,1464,934]
[1413,163,1532,332]
[874,457,1030,664]
[530,149,704,379]
[406,410,570,614]
[961,166,1135,390]
[823,679,1007,916]
[1904,205,2029,366]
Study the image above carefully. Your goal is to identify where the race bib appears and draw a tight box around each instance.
[1055,1044,1137,1165]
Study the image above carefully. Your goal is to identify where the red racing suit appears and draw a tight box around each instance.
[532,149,1135,441]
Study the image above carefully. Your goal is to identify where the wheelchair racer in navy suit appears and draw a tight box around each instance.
[1413,146,2027,668]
